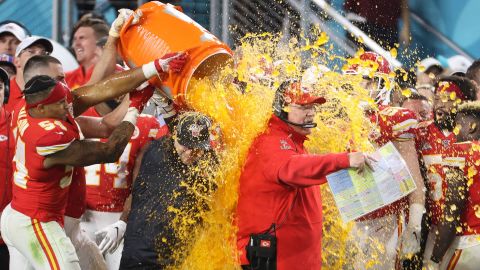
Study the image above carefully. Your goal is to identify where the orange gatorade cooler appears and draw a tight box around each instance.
[118,1,233,107]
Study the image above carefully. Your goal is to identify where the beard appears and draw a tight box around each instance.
[434,110,456,131]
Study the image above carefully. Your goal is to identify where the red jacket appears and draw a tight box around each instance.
[236,115,350,270]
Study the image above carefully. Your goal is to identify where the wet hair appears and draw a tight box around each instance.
[24,55,61,83]
[434,75,477,101]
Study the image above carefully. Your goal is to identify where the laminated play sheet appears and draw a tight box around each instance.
[326,142,417,222]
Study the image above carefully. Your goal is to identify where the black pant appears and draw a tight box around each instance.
[0,244,9,269]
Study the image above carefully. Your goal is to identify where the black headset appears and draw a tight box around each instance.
[273,79,317,129]
[0,67,9,104]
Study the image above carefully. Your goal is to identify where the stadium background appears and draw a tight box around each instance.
[0,0,478,69]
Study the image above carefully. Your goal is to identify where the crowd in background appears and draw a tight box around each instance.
[0,2,480,270]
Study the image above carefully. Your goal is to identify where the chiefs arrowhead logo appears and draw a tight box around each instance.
[260,240,271,248]
[280,139,293,150]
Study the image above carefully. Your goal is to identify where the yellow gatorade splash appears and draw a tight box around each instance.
[165,32,384,269]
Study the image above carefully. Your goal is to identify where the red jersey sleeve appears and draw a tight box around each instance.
[35,121,76,156]
[377,106,418,144]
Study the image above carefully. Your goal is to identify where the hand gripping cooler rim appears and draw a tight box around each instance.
[118,1,233,108]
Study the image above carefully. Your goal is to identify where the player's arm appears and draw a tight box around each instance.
[87,9,141,85]
[71,52,187,117]
[395,139,427,257]
[389,109,427,257]
[93,124,145,256]
[119,141,150,222]
[86,34,118,86]
[43,120,135,168]
[394,139,426,205]
[75,95,129,138]
[44,89,151,168]
[71,67,146,117]
[430,167,467,264]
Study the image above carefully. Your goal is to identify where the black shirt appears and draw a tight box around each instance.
[120,136,216,269]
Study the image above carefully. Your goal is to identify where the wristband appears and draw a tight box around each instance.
[142,61,158,79]
[122,107,139,126]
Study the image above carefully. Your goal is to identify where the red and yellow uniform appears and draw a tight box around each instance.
[1,104,81,270]
[65,65,94,90]
[361,105,418,220]
[349,105,418,270]
[415,121,457,226]
[84,114,167,212]
[81,110,167,270]
[11,106,79,224]
[0,107,12,245]
[435,141,480,269]
[448,142,480,235]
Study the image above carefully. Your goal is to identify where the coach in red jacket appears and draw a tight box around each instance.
[236,80,372,270]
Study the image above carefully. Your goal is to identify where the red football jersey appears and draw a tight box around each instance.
[415,121,456,225]
[65,65,94,90]
[0,107,12,212]
[64,167,86,219]
[8,99,26,191]
[64,104,97,218]
[369,105,418,146]
[0,107,11,245]
[360,105,418,220]
[84,114,168,212]
[443,141,480,235]
[11,106,80,224]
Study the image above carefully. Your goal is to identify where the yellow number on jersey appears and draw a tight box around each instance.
[38,121,67,131]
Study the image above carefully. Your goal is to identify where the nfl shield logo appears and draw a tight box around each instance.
[188,124,204,138]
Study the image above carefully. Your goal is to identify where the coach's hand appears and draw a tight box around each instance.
[95,220,127,254]
[348,152,376,173]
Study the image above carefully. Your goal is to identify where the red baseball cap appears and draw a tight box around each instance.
[282,81,326,105]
